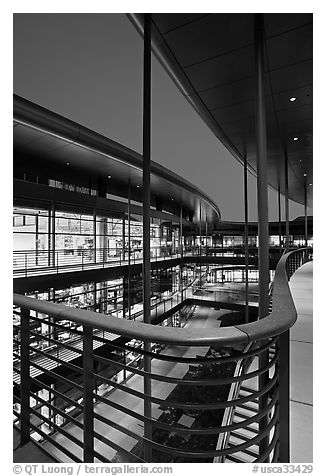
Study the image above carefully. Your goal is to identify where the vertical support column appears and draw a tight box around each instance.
[122,217,126,261]
[83,325,94,462]
[255,13,270,461]
[180,202,184,301]
[278,185,282,256]
[98,217,108,264]
[20,308,31,446]
[35,213,39,267]
[284,153,290,253]
[199,201,202,255]
[123,275,128,319]
[205,215,208,253]
[93,209,97,263]
[255,12,270,319]
[51,202,56,267]
[142,12,152,461]
[243,154,249,323]
[93,282,97,312]
[279,330,290,462]
[48,208,51,267]
[128,179,131,320]
[304,181,308,248]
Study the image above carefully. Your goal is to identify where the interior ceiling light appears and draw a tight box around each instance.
[293,137,299,141]
[66,162,70,165]
[290,97,296,102]
[309,183,312,186]
[304,174,307,177]
[107,175,111,179]
[136,185,140,188]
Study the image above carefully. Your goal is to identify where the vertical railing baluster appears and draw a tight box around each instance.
[83,324,94,462]
[20,307,31,446]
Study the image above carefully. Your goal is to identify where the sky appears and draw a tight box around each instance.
[13,12,310,222]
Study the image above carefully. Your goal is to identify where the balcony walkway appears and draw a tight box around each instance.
[289,260,313,462]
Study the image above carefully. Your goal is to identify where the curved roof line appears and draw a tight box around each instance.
[13,94,221,222]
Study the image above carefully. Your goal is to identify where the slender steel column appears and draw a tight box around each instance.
[48,208,51,266]
[284,153,290,253]
[255,13,270,319]
[255,13,270,461]
[20,308,31,446]
[279,330,290,461]
[180,202,184,301]
[199,201,202,254]
[205,216,208,251]
[51,202,56,267]
[304,181,308,248]
[128,179,131,320]
[35,213,39,266]
[93,282,97,312]
[243,154,249,323]
[122,217,126,261]
[142,12,152,461]
[93,208,97,263]
[83,325,94,462]
[278,185,282,256]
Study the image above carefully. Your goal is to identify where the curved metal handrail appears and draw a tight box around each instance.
[13,249,307,346]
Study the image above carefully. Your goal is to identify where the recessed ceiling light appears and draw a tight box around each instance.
[304,174,307,177]
[293,137,299,141]
[171,198,174,201]
[107,175,111,179]
[309,183,312,186]
[136,185,140,188]
[66,162,70,165]
[290,97,296,102]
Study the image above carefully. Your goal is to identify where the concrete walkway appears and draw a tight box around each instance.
[289,260,313,462]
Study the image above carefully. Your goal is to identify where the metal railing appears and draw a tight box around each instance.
[13,248,310,463]
[13,246,182,277]
[14,244,310,278]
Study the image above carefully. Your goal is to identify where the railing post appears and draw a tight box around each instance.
[83,324,94,462]
[278,330,290,462]
[20,307,31,446]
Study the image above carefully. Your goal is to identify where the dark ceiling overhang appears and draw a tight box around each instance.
[128,13,313,208]
[214,217,313,236]
[13,94,221,227]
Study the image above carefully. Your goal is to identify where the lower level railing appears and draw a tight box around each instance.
[13,248,311,463]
